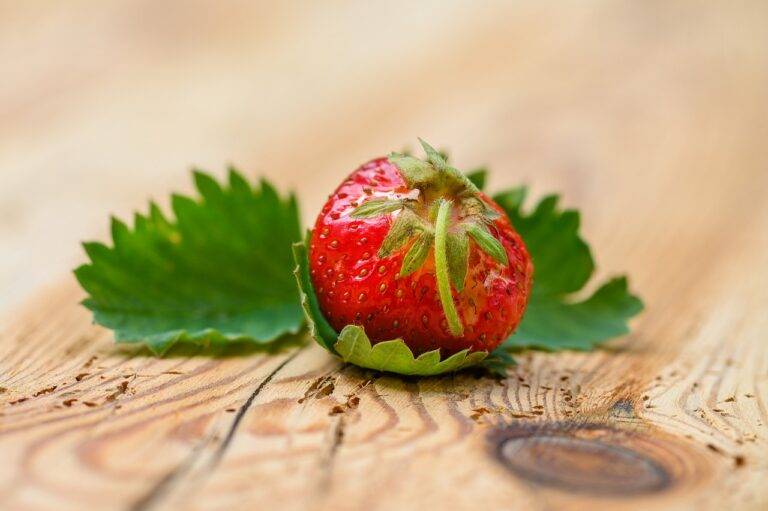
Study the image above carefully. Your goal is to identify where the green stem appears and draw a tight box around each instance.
[434,199,464,337]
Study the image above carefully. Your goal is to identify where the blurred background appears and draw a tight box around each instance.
[2,0,767,310]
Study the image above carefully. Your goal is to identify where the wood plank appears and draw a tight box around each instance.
[2,1,767,510]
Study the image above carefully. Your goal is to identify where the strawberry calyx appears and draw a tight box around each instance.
[350,139,509,338]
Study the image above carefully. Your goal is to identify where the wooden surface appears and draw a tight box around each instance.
[1,2,767,510]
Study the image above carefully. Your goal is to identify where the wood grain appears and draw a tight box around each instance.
[1,1,767,510]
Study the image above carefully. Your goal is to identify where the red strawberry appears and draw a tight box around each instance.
[309,140,533,356]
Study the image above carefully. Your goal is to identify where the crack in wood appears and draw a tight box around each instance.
[314,366,378,494]
[329,416,346,460]
[206,350,302,472]
[128,431,217,511]
[317,415,346,493]
[129,350,302,511]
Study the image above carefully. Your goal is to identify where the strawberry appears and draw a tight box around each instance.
[309,140,533,355]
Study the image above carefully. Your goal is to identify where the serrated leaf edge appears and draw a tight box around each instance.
[495,187,644,351]
[335,324,488,376]
[75,169,304,354]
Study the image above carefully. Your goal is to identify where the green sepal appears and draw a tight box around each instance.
[466,223,509,265]
[481,202,501,220]
[334,325,488,376]
[433,199,464,336]
[418,138,449,170]
[434,141,479,192]
[292,231,339,353]
[351,198,405,218]
[446,228,469,292]
[399,231,434,277]
[379,209,424,258]
[388,153,436,187]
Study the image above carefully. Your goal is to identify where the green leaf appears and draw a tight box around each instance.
[292,232,339,353]
[334,325,488,376]
[498,189,592,295]
[510,277,643,351]
[466,223,508,265]
[466,168,487,190]
[494,187,644,351]
[351,198,405,218]
[74,169,304,353]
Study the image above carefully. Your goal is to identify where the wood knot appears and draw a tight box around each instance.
[490,422,708,497]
